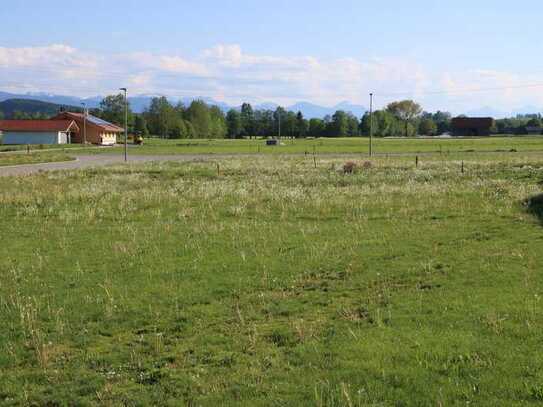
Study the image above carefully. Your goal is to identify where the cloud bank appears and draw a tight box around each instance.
[1,43,542,113]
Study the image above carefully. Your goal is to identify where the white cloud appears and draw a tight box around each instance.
[0,43,542,114]
[0,44,76,67]
[203,44,244,68]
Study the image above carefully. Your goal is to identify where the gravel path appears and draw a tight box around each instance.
[0,154,215,177]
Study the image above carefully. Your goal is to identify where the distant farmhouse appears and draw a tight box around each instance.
[0,120,79,145]
[0,112,123,145]
[451,117,495,137]
[52,112,123,145]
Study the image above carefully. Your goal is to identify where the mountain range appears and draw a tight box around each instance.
[0,99,81,117]
[465,105,543,119]
[0,91,366,119]
[0,91,540,119]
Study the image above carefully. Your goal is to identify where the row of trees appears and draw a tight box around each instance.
[225,104,361,139]
[92,97,451,138]
[2,92,543,137]
[94,95,228,139]
[495,114,543,134]
[31,93,541,138]
[0,111,50,120]
[223,100,443,138]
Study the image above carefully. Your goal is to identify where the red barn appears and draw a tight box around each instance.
[451,117,495,137]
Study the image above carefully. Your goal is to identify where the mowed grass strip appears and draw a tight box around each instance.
[0,154,542,405]
[0,151,74,167]
[95,136,543,156]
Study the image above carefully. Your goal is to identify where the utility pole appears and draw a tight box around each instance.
[278,110,281,139]
[369,93,374,157]
[119,88,128,162]
[81,102,87,145]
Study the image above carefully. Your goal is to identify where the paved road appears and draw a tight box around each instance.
[0,154,213,177]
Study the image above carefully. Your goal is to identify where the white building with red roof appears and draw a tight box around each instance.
[0,112,123,146]
[0,119,80,145]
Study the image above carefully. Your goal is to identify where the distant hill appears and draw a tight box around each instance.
[2,89,541,120]
[0,91,97,109]
[288,101,367,118]
[0,91,367,118]
[0,99,80,118]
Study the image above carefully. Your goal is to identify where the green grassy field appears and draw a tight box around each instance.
[0,152,74,167]
[99,136,543,156]
[0,150,542,405]
[0,144,88,153]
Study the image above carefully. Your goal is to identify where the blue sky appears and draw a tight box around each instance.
[1,0,543,113]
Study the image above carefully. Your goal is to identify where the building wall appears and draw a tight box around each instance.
[72,124,118,145]
[1,131,62,145]
[100,132,117,145]
[452,128,491,137]
[58,132,69,144]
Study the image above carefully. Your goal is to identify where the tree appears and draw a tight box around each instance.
[283,111,298,138]
[168,118,187,139]
[99,94,133,129]
[134,115,149,136]
[346,113,359,137]
[185,121,196,139]
[208,106,227,138]
[308,118,325,137]
[13,111,31,119]
[255,110,273,138]
[295,111,308,138]
[386,100,422,137]
[360,110,403,137]
[419,118,438,136]
[145,97,176,137]
[240,103,256,138]
[328,110,349,137]
[526,117,542,128]
[226,109,243,138]
[186,100,211,138]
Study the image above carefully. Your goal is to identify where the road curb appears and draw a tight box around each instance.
[0,157,79,170]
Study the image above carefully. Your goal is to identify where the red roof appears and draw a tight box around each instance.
[0,120,79,133]
[52,112,124,132]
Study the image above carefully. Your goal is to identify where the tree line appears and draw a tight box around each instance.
[4,94,543,137]
[95,96,433,138]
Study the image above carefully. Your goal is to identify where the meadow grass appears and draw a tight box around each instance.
[97,136,543,156]
[0,152,542,405]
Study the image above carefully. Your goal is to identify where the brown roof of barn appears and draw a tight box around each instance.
[451,117,494,129]
[52,112,124,132]
[0,120,79,133]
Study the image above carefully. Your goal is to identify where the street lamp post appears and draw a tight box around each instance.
[81,102,87,145]
[119,88,128,162]
[278,111,281,139]
[369,93,374,157]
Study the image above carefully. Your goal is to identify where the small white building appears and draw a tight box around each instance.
[0,120,79,145]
